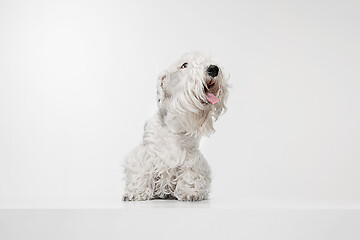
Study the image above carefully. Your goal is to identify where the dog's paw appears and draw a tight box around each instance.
[123,193,151,201]
[175,193,209,201]
[122,195,134,201]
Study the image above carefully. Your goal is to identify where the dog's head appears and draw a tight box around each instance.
[157,52,228,136]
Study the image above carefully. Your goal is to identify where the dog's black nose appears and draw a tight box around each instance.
[207,65,219,77]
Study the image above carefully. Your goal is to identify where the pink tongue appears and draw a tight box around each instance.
[205,92,220,104]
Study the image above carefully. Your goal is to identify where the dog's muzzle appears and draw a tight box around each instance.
[204,65,220,104]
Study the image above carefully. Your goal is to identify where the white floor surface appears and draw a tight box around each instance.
[1,199,360,240]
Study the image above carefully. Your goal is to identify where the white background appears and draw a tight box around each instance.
[0,0,360,208]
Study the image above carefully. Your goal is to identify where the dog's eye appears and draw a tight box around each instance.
[180,63,188,69]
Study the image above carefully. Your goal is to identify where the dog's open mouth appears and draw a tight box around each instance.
[204,79,220,104]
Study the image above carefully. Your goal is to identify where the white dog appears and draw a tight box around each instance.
[123,52,228,201]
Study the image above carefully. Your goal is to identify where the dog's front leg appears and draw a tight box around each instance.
[123,174,154,201]
[174,163,211,201]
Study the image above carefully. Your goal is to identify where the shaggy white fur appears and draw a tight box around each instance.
[123,52,228,201]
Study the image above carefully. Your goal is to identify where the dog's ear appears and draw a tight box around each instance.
[157,72,167,107]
